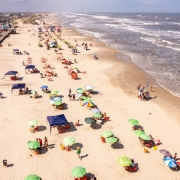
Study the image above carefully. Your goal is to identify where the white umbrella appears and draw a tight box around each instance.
[50,100,55,104]
[76,94,82,98]
[85,86,94,90]
[91,108,100,113]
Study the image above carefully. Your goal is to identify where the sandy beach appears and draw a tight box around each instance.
[0,13,180,180]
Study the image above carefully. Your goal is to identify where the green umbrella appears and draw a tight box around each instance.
[74,67,78,70]
[102,131,113,138]
[63,136,75,146]
[128,119,139,125]
[83,98,92,103]
[28,120,39,127]
[25,174,41,180]
[80,96,88,100]
[72,166,86,178]
[77,89,84,94]
[134,130,145,136]
[118,156,132,167]
[84,117,96,124]
[76,88,82,91]
[93,113,102,118]
[31,90,37,94]
[105,137,118,144]
[51,90,59,95]
[28,141,40,150]
[139,134,152,140]
[53,100,62,106]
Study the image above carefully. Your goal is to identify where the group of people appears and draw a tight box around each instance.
[137,84,150,100]
[19,87,30,95]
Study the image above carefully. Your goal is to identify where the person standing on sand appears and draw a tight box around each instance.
[76,147,81,160]
[69,88,71,94]
[38,138,42,146]
[44,137,48,147]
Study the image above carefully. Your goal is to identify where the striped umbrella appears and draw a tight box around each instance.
[164,157,177,168]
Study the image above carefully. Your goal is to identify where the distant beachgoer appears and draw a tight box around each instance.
[174,153,177,161]
[76,147,81,160]
[44,137,48,147]
[75,120,80,126]
[72,94,75,101]
[38,138,42,146]
[69,88,71,94]
[68,94,72,101]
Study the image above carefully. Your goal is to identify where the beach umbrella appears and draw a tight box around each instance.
[63,136,75,146]
[84,117,96,124]
[51,90,59,95]
[53,97,62,101]
[118,156,132,167]
[28,141,40,150]
[76,94,82,98]
[84,102,94,107]
[128,119,139,125]
[80,96,88,100]
[50,100,55,105]
[105,137,118,144]
[83,98,92,103]
[53,100,62,106]
[85,86,94,90]
[93,113,102,118]
[91,108,100,113]
[102,131,113,138]
[72,166,86,178]
[77,89,84,94]
[74,67,78,70]
[40,85,48,89]
[139,134,152,141]
[31,90,37,94]
[25,174,41,180]
[159,149,172,157]
[134,130,145,136]
[28,120,39,127]
[164,157,177,168]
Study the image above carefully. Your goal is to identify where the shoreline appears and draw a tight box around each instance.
[1,13,180,179]
[61,25,180,116]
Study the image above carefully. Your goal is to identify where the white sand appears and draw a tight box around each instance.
[0,15,180,180]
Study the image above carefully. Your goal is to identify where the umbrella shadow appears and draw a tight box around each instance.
[38,125,47,131]
[71,143,83,150]
[90,124,102,130]
[111,142,124,149]
[40,146,48,154]
[86,173,96,179]
[16,77,24,81]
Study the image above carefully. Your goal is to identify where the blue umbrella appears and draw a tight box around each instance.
[51,42,57,44]
[40,85,48,89]
[91,108,100,113]
[164,157,177,168]
[53,97,62,101]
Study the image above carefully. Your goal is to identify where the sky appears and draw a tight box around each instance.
[0,0,180,12]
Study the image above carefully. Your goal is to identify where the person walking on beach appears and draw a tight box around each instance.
[72,94,76,101]
[69,88,71,94]
[68,94,72,101]
[44,137,48,147]
[76,147,82,160]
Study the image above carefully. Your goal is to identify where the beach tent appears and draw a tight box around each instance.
[5,71,18,76]
[47,114,68,134]
[51,42,57,45]
[11,83,25,93]
[25,65,35,71]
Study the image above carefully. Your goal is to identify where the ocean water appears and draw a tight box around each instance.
[58,13,180,97]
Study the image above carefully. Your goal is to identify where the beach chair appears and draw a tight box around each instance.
[145,143,151,148]
[60,143,65,150]
[144,148,149,153]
